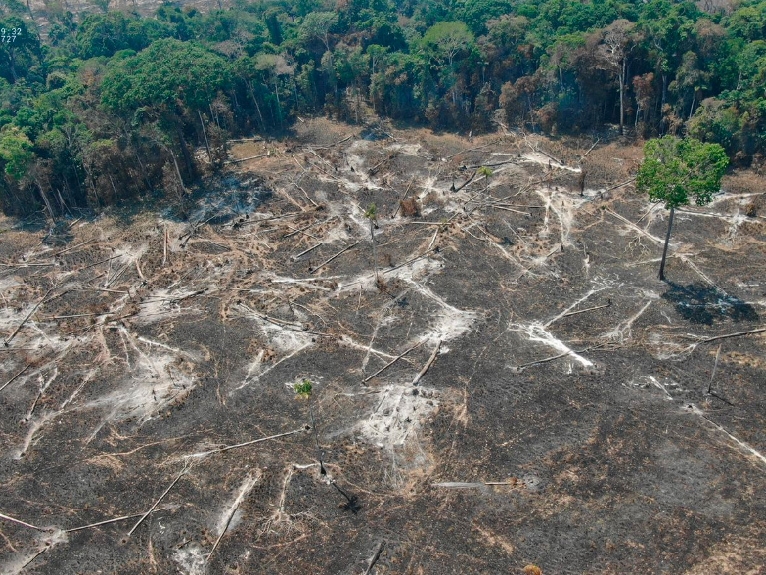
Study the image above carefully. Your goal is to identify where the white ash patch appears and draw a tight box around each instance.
[172,543,207,575]
[113,241,148,264]
[359,384,438,448]
[601,298,654,344]
[512,322,594,367]
[0,300,74,355]
[404,279,478,344]
[645,331,694,360]
[337,256,479,344]
[418,176,451,216]
[336,255,442,293]
[535,187,590,246]
[521,152,581,172]
[14,411,56,460]
[625,375,683,400]
[229,303,314,353]
[83,351,195,432]
[134,287,205,326]
[342,141,385,191]
[0,275,22,297]
[346,207,376,238]
[386,142,423,156]
[707,192,761,207]
[211,473,259,540]
[0,528,68,575]
[316,211,351,244]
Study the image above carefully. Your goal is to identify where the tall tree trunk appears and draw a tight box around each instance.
[660,73,668,135]
[370,219,378,283]
[174,125,195,179]
[168,150,186,196]
[658,206,674,281]
[618,59,625,136]
[8,48,18,82]
[36,183,56,221]
[273,76,283,129]
[198,110,212,163]
[688,92,696,120]
[246,80,266,130]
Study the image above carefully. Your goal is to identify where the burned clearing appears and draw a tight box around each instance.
[0,118,765,574]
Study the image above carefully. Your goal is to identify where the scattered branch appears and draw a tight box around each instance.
[561,302,611,319]
[605,177,636,192]
[580,138,600,160]
[311,134,353,150]
[0,364,30,393]
[309,241,360,274]
[207,473,260,562]
[67,509,171,533]
[452,170,477,192]
[283,216,334,239]
[128,461,191,536]
[4,285,55,347]
[708,343,722,395]
[412,340,441,385]
[292,243,323,260]
[224,153,269,164]
[0,511,49,532]
[364,541,385,575]
[689,327,766,346]
[391,178,415,218]
[185,427,308,459]
[363,340,424,383]
[514,344,602,372]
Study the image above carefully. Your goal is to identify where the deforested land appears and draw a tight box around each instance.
[0,118,765,574]
[2,0,766,573]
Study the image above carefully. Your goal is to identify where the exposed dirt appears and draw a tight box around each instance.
[1,118,765,575]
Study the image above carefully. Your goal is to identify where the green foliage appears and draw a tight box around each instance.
[727,3,766,42]
[420,21,475,66]
[77,12,131,58]
[455,0,514,35]
[0,17,41,83]
[1,0,765,219]
[0,125,32,180]
[101,39,231,114]
[364,202,377,221]
[477,165,493,178]
[299,12,338,51]
[637,136,729,210]
[294,378,313,397]
[687,98,738,151]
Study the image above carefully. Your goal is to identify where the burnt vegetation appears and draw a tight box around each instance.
[0,0,765,574]
[0,116,764,574]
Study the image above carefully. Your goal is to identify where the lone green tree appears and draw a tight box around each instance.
[477,165,493,193]
[636,136,728,281]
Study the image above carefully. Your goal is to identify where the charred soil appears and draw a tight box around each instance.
[0,118,765,575]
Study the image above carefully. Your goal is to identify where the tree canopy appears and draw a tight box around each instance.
[0,0,762,218]
[637,135,729,280]
[101,39,231,114]
[637,135,729,210]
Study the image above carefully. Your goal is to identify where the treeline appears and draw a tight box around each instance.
[1,0,764,217]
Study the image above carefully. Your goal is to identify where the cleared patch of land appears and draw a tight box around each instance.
[0,118,764,574]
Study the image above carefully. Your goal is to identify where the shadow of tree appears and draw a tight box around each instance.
[662,282,759,325]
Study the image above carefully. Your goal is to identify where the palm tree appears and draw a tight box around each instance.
[477,165,493,194]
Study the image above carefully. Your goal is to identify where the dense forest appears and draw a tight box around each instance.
[0,0,764,217]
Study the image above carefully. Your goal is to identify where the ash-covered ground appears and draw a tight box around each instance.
[1,118,765,574]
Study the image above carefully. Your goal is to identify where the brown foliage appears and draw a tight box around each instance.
[400,198,420,217]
